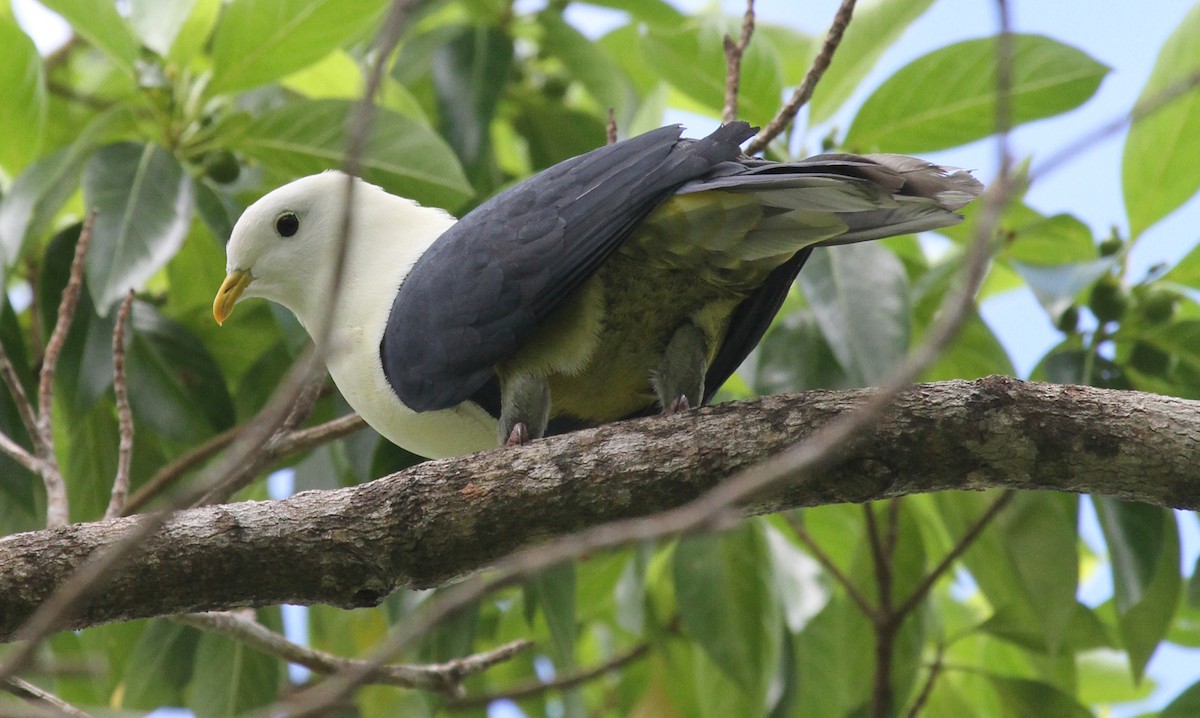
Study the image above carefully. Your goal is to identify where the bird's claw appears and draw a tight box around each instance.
[505,422,530,446]
[663,395,691,414]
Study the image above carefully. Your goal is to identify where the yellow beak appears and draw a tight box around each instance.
[213,269,253,325]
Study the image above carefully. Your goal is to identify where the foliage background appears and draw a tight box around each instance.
[3,0,1200,716]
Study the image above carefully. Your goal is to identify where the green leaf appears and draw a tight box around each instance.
[1009,257,1117,320]
[798,242,910,385]
[540,11,636,121]
[511,94,608,171]
[846,34,1109,153]
[168,0,221,65]
[1094,498,1181,679]
[0,18,44,173]
[127,301,237,442]
[432,24,513,189]
[208,0,388,94]
[234,99,473,210]
[187,632,281,718]
[123,620,201,708]
[530,564,577,668]
[754,24,815,88]
[38,0,139,75]
[1077,648,1156,705]
[919,309,1015,381]
[0,107,135,267]
[83,143,194,315]
[640,15,783,124]
[37,226,120,421]
[1163,679,1200,717]
[997,492,1079,654]
[1004,213,1098,266]
[981,602,1114,654]
[0,148,80,271]
[128,0,197,56]
[1123,4,1200,237]
[809,0,935,123]
[579,0,683,25]
[987,676,1094,718]
[673,522,781,695]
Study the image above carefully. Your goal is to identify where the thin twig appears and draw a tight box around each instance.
[744,0,856,155]
[106,291,135,520]
[904,641,945,718]
[605,107,617,145]
[883,497,902,564]
[193,382,329,506]
[783,512,877,619]
[122,425,239,514]
[0,344,39,445]
[36,211,94,528]
[1,677,94,718]
[123,412,365,515]
[893,491,1015,619]
[271,413,367,457]
[448,638,653,710]
[175,611,531,694]
[865,502,895,718]
[721,0,756,124]
[0,433,42,474]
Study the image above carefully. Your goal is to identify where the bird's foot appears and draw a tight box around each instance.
[505,422,531,447]
[662,394,691,414]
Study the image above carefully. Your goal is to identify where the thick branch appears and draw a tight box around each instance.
[1,377,1197,640]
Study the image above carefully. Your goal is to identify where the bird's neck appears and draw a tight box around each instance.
[294,195,457,344]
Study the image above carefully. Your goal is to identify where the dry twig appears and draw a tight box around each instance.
[904,641,946,718]
[35,211,95,528]
[105,291,136,520]
[0,677,94,718]
[722,0,756,124]
[744,0,857,155]
[175,611,531,694]
[448,637,654,710]
[605,107,617,145]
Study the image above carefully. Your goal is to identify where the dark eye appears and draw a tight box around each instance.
[275,212,300,237]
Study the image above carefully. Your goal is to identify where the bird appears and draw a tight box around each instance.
[214,122,981,459]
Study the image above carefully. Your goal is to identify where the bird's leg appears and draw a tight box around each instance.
[499,373,551,446]
[654,322,707,414]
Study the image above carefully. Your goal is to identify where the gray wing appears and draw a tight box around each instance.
[688,152,983,401]
[382,122,758,412]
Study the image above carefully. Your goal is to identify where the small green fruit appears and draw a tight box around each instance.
[1139,289,1177,325]
[1089,276,1128,324]
[1129,341,1170,376]
[1056,305,1079,333]
[203,151,240,184]
[1098,237,1123,257]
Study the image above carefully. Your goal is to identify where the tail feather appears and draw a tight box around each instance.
[670,151,983,261]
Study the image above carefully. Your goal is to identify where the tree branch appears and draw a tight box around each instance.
[447,636,654,710]
[1,377,1197,641]
[174,611,530,693]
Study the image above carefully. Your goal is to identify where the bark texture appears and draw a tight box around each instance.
[1,376,1198,640]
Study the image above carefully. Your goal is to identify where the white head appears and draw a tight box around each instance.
[213,172,455,332]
